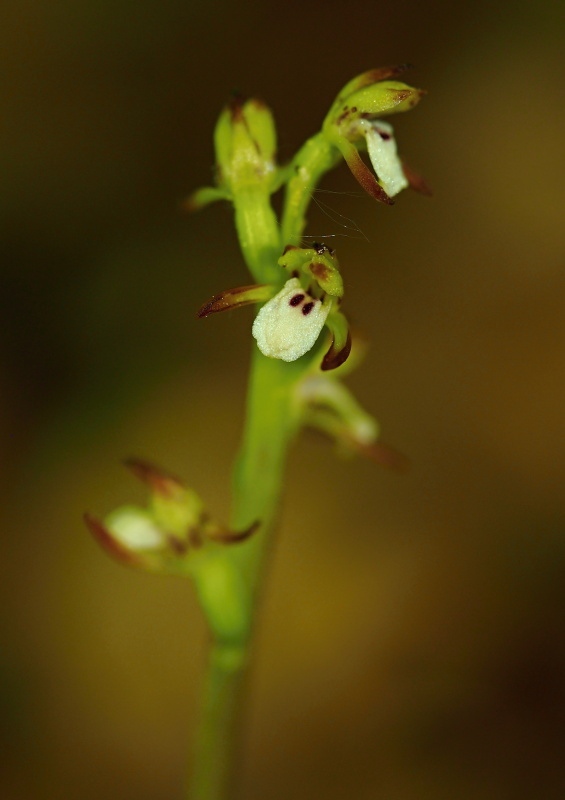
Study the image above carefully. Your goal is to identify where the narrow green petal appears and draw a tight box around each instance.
[183,186,231,212]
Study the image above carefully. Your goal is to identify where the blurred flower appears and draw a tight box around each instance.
[85,458,258,574]
[295,335,409,471]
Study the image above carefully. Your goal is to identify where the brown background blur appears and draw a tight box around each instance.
[2,1,565,798]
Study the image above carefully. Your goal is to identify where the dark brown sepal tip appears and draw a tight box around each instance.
[321,330,352,371]
[364,63,413,84]
[347,65,413,96]
[401,159,432,196]
[361,441,410,473]
[228,92,245,121]
[84,512,143,567]
[283,244,300,254]
[208,520,260,545]
[181,194,199,214]
[123,457,183,497]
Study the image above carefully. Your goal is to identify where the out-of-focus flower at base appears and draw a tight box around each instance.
[84,458,259,575]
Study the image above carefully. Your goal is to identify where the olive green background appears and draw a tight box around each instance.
[2,1,565,798]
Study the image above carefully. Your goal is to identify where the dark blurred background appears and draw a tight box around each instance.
[2,0,565,798]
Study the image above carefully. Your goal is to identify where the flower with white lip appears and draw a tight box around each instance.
[198,244,351,370]
[322,65,428,204]
[252,277,332,362]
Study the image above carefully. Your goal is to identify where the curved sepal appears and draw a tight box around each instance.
[401,158,433,196]
[332,136,394,205]
[197,284,275,318]
[321,310,351,371]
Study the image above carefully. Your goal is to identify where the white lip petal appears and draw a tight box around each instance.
[252,277,331,362]
[362,120,408,198]
[107,507,164,551]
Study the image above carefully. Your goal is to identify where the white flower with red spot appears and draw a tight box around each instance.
[197,245,351,371]
[252,277,332,362]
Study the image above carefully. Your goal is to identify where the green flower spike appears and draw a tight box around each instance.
[322,65,427,204]
[84,458,259,574]
[198,244,351,370]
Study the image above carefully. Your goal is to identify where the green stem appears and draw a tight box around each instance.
[189,129,338,800]
[187,351,303,800]
[281,132,340,246]
[188,643,248,800]
[234,188,281,284]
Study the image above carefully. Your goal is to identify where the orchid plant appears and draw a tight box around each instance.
[85,65,427,800]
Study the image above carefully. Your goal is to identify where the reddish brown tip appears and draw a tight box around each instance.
[321,330,352,371]
[207,520,261,545]
[360,441,410,472]
[228,93,245,121]
[401,159,432,196]
[123,457,183,497]
[346,65,413,96]
[363,64,413,84]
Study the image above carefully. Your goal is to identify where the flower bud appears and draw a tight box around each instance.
[214,97,278,194]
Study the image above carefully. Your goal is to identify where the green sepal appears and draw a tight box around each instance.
[184,186,231,213]
[278,245,344,298]
[332,65,412,105]
[324,67,423,135]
